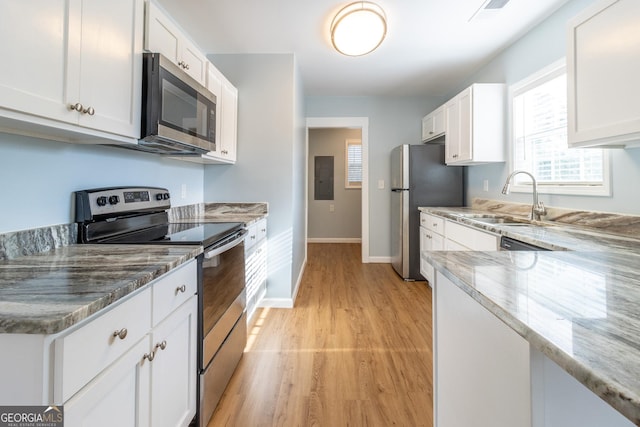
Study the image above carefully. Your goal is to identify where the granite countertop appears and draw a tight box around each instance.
[0,244,201,335]
[421,206,640,423]
[170,202,268,225]
[0,201,266,337]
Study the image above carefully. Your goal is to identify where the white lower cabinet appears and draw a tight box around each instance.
[433,272,531,427]
[419,213,445,284]
[65,337,151,427]
[419,212,499,283]
[149,296,197,427]
[0,260,197,427]
[245,218,268,321]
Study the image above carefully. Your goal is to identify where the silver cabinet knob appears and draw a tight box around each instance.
[112,328,128,340]
[176,285,186,294]
[83,106,95,116]
[143,341,167,362]
[69,102,84,112]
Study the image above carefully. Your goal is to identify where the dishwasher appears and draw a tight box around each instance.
[500,236,550,251]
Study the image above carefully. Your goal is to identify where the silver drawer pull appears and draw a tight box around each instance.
[143,351,155,362]
[176,285,187,294]
[156,340,167,351]
[112,328,128,340]
[82,106,95,116]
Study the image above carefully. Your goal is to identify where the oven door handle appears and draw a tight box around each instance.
[204,229,248,259]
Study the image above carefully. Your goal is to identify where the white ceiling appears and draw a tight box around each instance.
[155,0,571,97]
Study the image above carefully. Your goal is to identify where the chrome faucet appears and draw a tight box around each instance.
[501,170,547,221]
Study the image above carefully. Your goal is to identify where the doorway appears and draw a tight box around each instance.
[305,117,370,263]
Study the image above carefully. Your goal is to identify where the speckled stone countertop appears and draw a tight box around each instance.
[0,244,201,334]
[420,205,640,423]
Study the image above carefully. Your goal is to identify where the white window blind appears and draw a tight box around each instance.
[510,61,609,196]
[345,139,362,189]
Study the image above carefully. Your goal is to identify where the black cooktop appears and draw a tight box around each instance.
[103,222,244,247]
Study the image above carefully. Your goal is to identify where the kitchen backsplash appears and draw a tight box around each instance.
[473,198,640,238]
[0,223,77,261]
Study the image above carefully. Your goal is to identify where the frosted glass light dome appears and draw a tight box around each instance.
[331,2,387,56]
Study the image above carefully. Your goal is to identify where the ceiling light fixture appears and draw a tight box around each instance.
[330,2,387,56]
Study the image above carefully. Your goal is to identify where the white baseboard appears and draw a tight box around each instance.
[367,256,392,263]
[307,238,362,243]
[291,254,306,306]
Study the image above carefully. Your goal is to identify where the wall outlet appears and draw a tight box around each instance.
[483,179,489,192]
[329,204,335,212]
[181,184,187,199]
[378,179,385,189]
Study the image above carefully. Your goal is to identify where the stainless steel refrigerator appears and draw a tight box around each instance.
[390,144,465,280]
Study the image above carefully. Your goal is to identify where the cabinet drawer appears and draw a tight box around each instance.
[152,260,197,327]
[54,287,152,402]
[420,213,445,235]
[446,221,498,251]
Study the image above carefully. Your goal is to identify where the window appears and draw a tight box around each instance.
[345,139,362,189]
[509,60,610,196]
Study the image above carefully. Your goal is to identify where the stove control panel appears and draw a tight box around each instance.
[75,186,171,221]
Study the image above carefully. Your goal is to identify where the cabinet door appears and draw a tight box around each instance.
[432,107,446,136]
[0,0,75,123]
[180,38,207,85]
[457,87,473,162]
[444,99,460,164]
[65,337,151,427]
[567,0,640,147]
[219,81,238,162]
[149,296,197,427]
[422,114,433,141]
[145,1,180,63]
[77,0,143,138]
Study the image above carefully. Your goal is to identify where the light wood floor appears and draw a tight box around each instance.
[208,243,433,426]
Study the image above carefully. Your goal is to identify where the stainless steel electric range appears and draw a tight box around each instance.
[74,186,247,427]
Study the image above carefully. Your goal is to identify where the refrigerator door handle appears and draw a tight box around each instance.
[391,188,408,192]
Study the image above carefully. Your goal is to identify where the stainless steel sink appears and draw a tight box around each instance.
[471,216,532,226]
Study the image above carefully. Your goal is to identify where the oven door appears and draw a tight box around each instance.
[200,229,247,368]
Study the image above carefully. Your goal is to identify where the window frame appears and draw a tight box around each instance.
[345,138,362,189]
[507,59,611,197]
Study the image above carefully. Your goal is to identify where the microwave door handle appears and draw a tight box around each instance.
[204,229,247,259]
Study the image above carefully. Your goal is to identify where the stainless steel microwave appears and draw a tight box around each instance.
[139,53,216,155]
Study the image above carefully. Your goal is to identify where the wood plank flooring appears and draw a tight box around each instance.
[208,243,433,426]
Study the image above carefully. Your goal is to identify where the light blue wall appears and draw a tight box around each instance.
[451,0,640,215]
[205,53,304,301]
[305,96,443,258]
[0,133,203,233]
[291,60,307,295]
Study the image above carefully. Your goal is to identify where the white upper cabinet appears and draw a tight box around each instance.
[180,59,238,164]
[567,0,640,148]
[422,105,445,142]
[445,84,505,165]
[0,0,143,141]
[145,1,207,85]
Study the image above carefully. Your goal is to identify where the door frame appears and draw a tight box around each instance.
[305,117,370,263]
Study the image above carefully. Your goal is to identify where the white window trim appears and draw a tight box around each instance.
[507,59,611,197]
[345,138,362,189]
